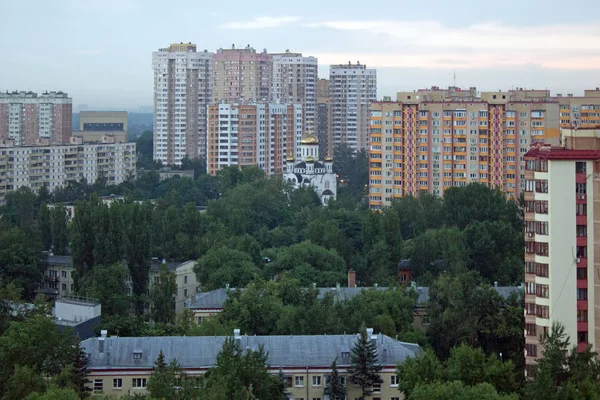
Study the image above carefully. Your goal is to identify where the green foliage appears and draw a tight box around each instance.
[147,351,198,400]
[348,325,383,399]
[37,203,52,251]
[202,337,284,400]
[2,365,46,400]
[0,228,42,300]
[195,247,261,291]
[24,386,80,400]
[333,143,369,201]
[396,349,443,398]
[78,263,130,316]
[325,358,346,400]
[50,204,69,255]
[410,381,518,400]
[150,264,177,324]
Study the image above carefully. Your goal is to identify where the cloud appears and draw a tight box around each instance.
[305,20,600,70]
[220,16,301,29]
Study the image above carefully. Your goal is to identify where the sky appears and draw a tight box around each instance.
[1,0,600,109]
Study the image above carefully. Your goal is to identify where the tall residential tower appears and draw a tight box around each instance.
[152,43,212,165]
[329,62,377,152]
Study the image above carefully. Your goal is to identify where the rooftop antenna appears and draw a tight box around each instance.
[453,69,456,87]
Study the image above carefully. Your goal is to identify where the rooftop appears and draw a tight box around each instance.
[524,145,600,160]
[81,332,420,370]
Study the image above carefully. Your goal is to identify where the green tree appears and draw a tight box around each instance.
[50,204,69,255]
[195,247,261,291]
[2,365,46,400]
[347,326,383,400]
[24,386,80,400]
[70,199,96,286]
[78,263,130,316]
[410,381,518,400]
[0,228,42,300]
[150,264,177,324]
[203,337,284,400]
[396,349,443,398]
[325,358,346,400]
[37,203,52,251]
[124,201,153,315]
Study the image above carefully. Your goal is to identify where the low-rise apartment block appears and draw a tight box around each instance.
[81,329,419,398]
[368,87,600,209]
[0,91,72,146]
[0,141,136,203]
[207,102,302,176]
[523,128,600,376]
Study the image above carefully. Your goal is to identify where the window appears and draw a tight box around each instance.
[536,305,549,319]
[133,351,143,360]
[526,302,536,315]
[391,375,399,386]
[537,263,549,277]
[576,161,587,174]
[132,378,147,389]
[578,331,588,343]
[535,179,548,193]
[577,203,587,216]
[113,378,122,389]
[184,275,188,284]
[295,376,304,387]
[577,225,587,237]
[576,183,587,194]
[577,268,587,280]
[577,288,588,300]
[526,344,538,357]
[578,310,588,322]
[94,379,103,393]
[61,270,67,278]
[526,323,536,336]
[312,376,321,386]
[577,246,588,258]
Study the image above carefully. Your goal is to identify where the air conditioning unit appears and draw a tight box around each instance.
[527,233,533,238]
[578,194,585,200]
[577,258,581,263]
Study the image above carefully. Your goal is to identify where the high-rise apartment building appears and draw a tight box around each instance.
[523,128,600,376]
[0,91,72,146]
[367,86,600,209]
[329,63,377,151]
[152,43,212,165]
[212,45,272,103]
[206,102,302,176]
[317,79,330,157]
[271,51,318,135]
[0,141,136,203]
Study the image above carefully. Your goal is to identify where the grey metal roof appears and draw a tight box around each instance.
[81,333,420,370]
[44,255,188,273]
[46,255,73,266]
[188,285,520,310]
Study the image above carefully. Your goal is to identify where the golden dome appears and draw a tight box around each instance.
[305,156,315,163]
[301,133,318,145]
[325,155,333,162]
[286,155,295,161]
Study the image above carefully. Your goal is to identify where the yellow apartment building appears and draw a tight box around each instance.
[368,87,600,209]
[81,329,419,399]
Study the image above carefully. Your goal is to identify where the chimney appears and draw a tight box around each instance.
[348,270,356,288]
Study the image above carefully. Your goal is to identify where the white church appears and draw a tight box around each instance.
[284,132,337,205]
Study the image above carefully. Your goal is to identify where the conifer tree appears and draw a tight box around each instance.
[348,325,382,400]
[50,204,68,256]
[37,202,52,251]
[72,343,91,399]
[325,358,346,400]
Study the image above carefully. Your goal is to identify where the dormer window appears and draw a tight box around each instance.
[133,351,142,360]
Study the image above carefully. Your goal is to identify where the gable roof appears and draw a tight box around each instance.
[81,333,420,370]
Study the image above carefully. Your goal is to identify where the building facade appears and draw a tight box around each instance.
[329,63,377,152]
[81,329,419,398]
[0,91,72,146]
[74,111,128,143]
[317,78,330,157]
[366,86,600,209]
[0,142,136,203]
[206,102,302,176]
[284,132,337,205]
[212,45,272,103]
[152,43,212,164]
[271,51,318,136]
[523,129,600,376]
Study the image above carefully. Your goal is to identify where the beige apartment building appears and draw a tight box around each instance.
[271,51,318,137]
[212,45,272,103]
[81,329,419,398]
[368,87,600,209]
[152,43,213,164]
[0,141,136,203]
[524,128,600,377]
[74,111,128,143]
[206,102,302,176]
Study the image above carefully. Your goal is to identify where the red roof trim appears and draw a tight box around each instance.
[524,147,600,161]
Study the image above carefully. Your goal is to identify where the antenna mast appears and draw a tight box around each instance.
[453,69,456,87]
